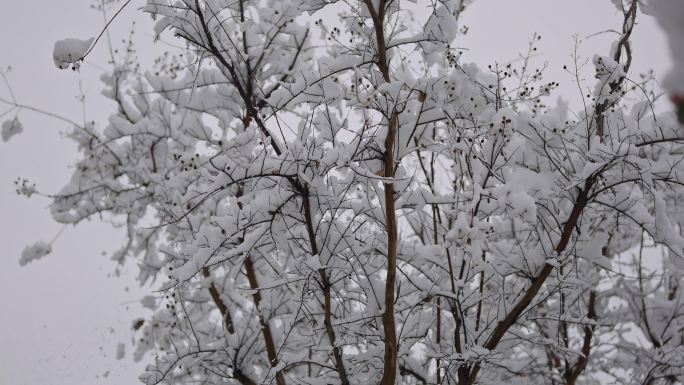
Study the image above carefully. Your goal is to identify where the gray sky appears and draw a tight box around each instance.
[0,1,672,384]
[0,2,151,384]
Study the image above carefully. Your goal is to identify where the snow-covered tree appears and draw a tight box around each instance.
[5,0,684,384]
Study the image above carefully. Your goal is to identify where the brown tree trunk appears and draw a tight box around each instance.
[380,113,399,385]
[564,290,597,385]
[244,256,287,385]
[302,192,350,385]
[463,179,594,385]
[202,267,235,334]
[363,1,398,383]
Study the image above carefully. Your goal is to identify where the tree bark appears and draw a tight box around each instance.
[302,192,350,385]
[363,1,398,383]
[202,267,235,334]
[244,255,287,385]
[564,290,597,385]
[463,179,594,385]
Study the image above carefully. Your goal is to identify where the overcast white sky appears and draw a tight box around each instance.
[0,1,672,384]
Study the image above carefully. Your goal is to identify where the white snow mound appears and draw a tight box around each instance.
[20,241,52,266]
[53,37,94,69]
[1,117,23,142]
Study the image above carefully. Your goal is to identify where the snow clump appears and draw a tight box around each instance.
[1,117,23,142]
[19,241,52,266]
[53,37,94,70]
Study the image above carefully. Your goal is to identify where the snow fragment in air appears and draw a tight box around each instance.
[1,117,22,142]
[53,37,94,70]
[19,241,52,266]
[140,295,156,310]
[116,343,126,359]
